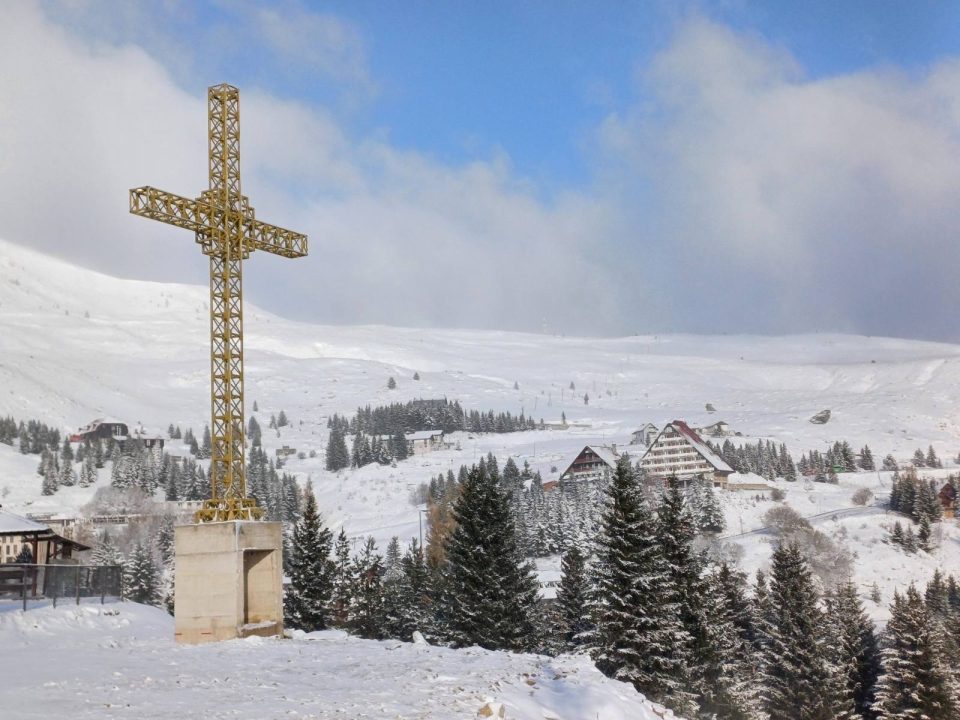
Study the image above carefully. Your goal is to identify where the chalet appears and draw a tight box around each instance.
[129,425,165,451]
[696,420,732,438]
[558,445,622,486]
[630,423,660,446]
[275,446,298,459]
[940,483,957,520]
[639,420,733,489]
[376,430,447,456]
[0,506,90,564]
[406,430,446,455]
[70,418,128,443]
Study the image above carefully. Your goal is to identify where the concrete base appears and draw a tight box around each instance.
[174,521,284,645]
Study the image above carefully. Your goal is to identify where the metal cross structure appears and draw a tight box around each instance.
[129,83,308,522]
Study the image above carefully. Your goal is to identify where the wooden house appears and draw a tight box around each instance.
[558,445,622,487]
[405,430,446,455]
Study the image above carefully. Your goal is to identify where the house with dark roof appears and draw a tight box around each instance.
[639,420,734,489]
[556,444,644,488]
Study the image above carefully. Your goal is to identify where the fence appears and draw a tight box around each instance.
[0,564,123,611]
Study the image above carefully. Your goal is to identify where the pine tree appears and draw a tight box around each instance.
[556,546,591,649]
[329,529,353,627]
[277,410,288,427]
[78,453,97,488]
[348,537,384,639]
[591,456,687,711]
[325,428,349,472]
[124,542,162,606]
[926,445,941,469]
[384,539,432,641]
[155,517,175,567]
[383,536,402,582]
[387,376,396,389]
[283,490,334,632]
[912,448,926,467]
[859,445,876,471]
[873,586,956,719]
[654,481,701,716]
[699,564,763,720]
[199,425,212,459]
[438,461,539,651]
[762,543,834,720]
[824,582,881,720]
[914,479,942,523]
[41,453,59,495]
[902,524,918,553]
[918,515,932,552]
[696,478,726,533]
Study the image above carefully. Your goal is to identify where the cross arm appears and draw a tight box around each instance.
[244,218,308,258]
[129,187,216,234]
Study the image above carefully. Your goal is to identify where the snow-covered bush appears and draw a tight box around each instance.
[851,487,873,506]
[763,505,811,533]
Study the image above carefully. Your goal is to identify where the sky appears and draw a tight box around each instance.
[2,1,960,339]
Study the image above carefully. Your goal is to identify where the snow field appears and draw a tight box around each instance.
[0,603,671,720]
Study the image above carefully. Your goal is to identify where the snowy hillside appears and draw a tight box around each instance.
[1,236,959,613]
[0,603,673,719]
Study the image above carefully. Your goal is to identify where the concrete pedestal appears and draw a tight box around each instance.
[174,521,284,644]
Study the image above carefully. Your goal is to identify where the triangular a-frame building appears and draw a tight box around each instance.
[639,420,733,488]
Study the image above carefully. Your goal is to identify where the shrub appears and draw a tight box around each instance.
[770,487,786,501]
[851,487,873,506]
[408,482,430,506]
[763,505,811,534]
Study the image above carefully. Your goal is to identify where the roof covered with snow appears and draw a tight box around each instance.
[405,430,444,441]
[642,420,734,473]
[0,507,50,535]
[585,445,620,468]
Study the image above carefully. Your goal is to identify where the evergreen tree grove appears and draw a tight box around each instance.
[590,457,688,711]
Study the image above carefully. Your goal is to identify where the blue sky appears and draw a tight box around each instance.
[7,1,960,338]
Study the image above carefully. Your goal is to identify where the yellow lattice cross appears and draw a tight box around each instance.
[130,83,308,522]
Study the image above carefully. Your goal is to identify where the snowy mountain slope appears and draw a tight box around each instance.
[0,603,673,720]
[1,236,958,615]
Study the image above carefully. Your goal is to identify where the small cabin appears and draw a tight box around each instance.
[406,430,445,455]
[630,423,659,447]
[697,420,732,438]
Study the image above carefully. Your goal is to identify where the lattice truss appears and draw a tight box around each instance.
[130,84,308,522]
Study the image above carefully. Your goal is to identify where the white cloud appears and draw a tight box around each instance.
[5,6,960,338]
[600,16,960,338]
[0,2,621,334]
[255,4,376,100]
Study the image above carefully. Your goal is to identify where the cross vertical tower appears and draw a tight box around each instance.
[130,83,308,522]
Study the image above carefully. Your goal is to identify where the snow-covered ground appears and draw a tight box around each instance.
[0,602,672,720]
[1,236,958,614]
